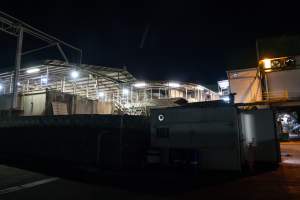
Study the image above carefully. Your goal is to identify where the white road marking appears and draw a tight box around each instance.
[0,177,59,195]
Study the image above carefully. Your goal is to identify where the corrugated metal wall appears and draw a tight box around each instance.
[228,68,263,103]
[21,93,46,116]
[267,68,300,99]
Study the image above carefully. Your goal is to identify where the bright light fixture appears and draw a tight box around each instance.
[17,82,21,86]
[0,84,3,91]
[70,70,79,79]
[218,80,229,89]
[26,68,40,74]
[168,82,180,88]
[41,78,48,83]
[41,76,48,84]
[133,82,147,88]
[262,59,271,69]
[122,88,129,95]
[98,91,105,98]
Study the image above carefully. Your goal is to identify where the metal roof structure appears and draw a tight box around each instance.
[0,60,136,100]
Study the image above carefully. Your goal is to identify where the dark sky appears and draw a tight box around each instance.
[1,1,300,84]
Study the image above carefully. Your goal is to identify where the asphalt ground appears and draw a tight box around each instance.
[0,142,300,200]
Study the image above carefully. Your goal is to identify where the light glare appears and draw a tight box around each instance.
[71,70,79,79]
[197,85,204,90]
[122,88,129,95]
[41,76,48,84]
[263,59,271,69]
[133,82,147,88]
[98,92,105,97]
[168,82,180,88]
[26,68,40,74]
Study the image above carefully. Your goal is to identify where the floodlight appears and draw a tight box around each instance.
[41,76,48,84]
[133,82,147,88]
[70,70,79,79]
[98,92,105,98]
[26,68,40,74]
[122,88,129,95]
[168,82,180,88]
[262,59,271,69]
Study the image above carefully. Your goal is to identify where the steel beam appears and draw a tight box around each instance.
[11,26,23,110]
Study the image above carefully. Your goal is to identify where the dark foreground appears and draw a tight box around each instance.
[0,142,300,200]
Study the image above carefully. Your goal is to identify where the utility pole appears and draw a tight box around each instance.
[255,39,260,62]
[11,26,24,111]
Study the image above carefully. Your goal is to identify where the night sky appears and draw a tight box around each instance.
[1,1,300,85]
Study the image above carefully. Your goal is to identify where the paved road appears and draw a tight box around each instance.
[1,142,300,200]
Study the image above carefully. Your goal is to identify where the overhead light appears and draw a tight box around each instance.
[17,82,21,86]
[0,84,3,91]
[41,78,48,83]
[218,80,229,89]
[70,70,79,79]
[122,88,129,95]
[133,82,147,88]
[197,85,204,90]
[98,91,105,98]
[26,68,40,74]
[168,82,180,88]
[262,59,271,69]
[41,76,48,84]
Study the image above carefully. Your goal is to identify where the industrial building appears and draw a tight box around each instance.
[0,60,219,116]
[226,56,300,140]
[0,10,284,172]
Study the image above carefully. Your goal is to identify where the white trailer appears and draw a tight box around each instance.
[150,103,280,171]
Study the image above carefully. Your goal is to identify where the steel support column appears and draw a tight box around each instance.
[11,26,23,110]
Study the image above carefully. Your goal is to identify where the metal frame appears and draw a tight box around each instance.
[0,10,83,110]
